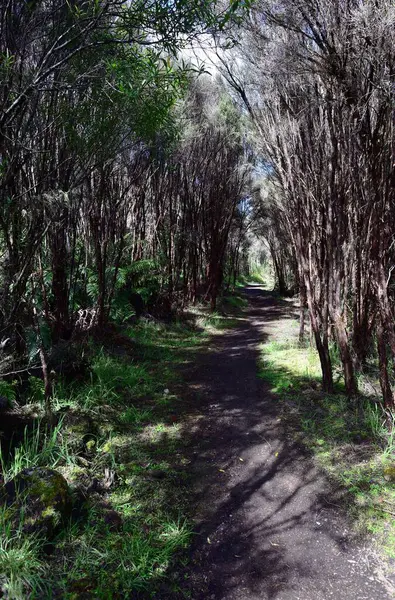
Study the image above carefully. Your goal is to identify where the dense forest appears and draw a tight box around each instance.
[0,0,252,393]
[0,0,395,598]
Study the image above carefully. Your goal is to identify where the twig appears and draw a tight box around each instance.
[0,364,41,378]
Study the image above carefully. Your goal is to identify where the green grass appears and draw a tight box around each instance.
[47,507,191,599]
[259,330,395,558]
[0,420,74,483]
[235,266,274,290]
[249,271,266,285]
[0,507,46,600]
[222,293,248,311]
[0,306,238,599]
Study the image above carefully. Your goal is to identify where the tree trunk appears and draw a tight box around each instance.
[377,320,395,412]
[332,315,358,397]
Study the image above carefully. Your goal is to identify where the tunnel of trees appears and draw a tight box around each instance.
[0,0,395,455]
[0,0,395,596]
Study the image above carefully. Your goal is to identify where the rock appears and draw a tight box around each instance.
[383,465,395,482]
[3,467,72,538]
[61,410,98,453]
[88,499,123,531]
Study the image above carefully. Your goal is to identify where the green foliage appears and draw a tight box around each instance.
[71,267,99,308]
[118,405,153,426]
[0,300,241,596]
[71,352,156,409]
[222,293,248,310]
[28,377,45,403]
[249,270,266,285]
[55,513,191,598]
[0,380,17,403]
[111,260,162,321]
[107,48,188,144]
[25,324,52,364]
[259,338,321,393]
[0,507,45,600]
[124,259,161,300]
[0,421,73,483]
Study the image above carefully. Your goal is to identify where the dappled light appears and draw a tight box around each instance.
[161,287,392,599]
[1,0,394,597]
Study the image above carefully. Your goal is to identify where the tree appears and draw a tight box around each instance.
[217,0,395,401]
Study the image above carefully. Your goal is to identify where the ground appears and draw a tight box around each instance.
[1,286,394,599]
[171,285,395,600]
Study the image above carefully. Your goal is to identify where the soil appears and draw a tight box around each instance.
[170,286,395,600]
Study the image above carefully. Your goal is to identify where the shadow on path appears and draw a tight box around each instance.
[165,286,392,600]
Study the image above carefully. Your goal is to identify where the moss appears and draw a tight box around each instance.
[41,506,56,519]
[101,441,113,453]
[4,468,71,537]
[383,465,395,482]
[26,469,69,506]
[85,439,96,452]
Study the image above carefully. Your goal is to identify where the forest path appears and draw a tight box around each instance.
[179,286,393,600]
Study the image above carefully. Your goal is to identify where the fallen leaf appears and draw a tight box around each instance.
[275,452,279,457]
[239,457,244,462]
[219,469,225,473]
[207,537,211,544]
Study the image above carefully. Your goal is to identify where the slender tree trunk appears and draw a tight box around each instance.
[377,320,395,412]
[332,314,358,397]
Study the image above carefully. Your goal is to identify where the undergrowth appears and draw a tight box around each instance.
[259,329,395,559]
[0,303,241,599]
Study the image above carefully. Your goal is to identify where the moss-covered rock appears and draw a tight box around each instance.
[3,467,72,538]
[61,410,98,453]
[383,465,395,482]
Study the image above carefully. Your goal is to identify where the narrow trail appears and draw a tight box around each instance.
[179,286,393,600]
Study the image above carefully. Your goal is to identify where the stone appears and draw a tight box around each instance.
[3,467,72,538]
[383,465,395,482]
[61,410,98,453]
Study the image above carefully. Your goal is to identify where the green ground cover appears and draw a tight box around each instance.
[0,300,243,600]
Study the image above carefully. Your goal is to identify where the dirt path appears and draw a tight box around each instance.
[178,286,393,600]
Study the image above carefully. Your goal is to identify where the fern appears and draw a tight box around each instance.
[0,380,16,402]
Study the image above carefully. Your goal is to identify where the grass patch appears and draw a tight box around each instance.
[259,329,395,558]
[0,306,238,598]
[0,504,47,600]
[222,293,248,311]
[0,420,74,483]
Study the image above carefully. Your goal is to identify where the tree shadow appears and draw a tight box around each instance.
[149,286,387,600]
